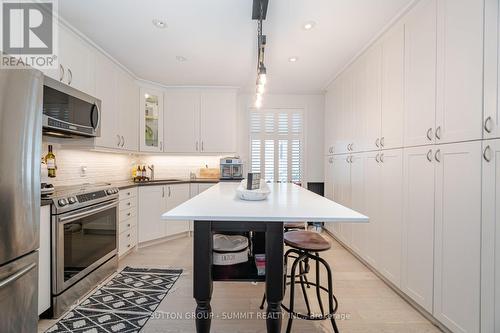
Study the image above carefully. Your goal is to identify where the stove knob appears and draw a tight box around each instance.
[68,197,77,204]
[106,189,114,195]
[58,198,68,207]
[114,188,119,194]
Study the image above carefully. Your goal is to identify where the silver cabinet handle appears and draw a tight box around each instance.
[168,186,171,197]
[162,187,165,198]
[350,143,354,151]
[380,137,385,148]
[346,144,350,151]
[0,263,36,289]
[328,157,333,164]
[484,145,491,162]
[350,156,353,163]
[346,156,349,163]
[117,135,121,147]
[375,153,380,163]
[67,68,73,85]
[375,138,380,148]
[484,116,493,133]
[160,141,163,151]
[426,149,433,162]
[380,153,384,163]
[127,223,131,227]
[121,135,125,147]
[196,141,199,151]
[201,141,204,151]
[435,149,441,163]
[126,213,131,217]
[59,64,65,81]
[427,128,433,141]
[435,126,441,140]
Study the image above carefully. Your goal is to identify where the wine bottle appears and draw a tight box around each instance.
[45,145,56,178]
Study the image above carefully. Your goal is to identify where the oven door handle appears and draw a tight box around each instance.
[58,200,118,224]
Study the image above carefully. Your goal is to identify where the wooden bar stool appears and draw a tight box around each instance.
[281,230,339,333]
[284,222,306,232]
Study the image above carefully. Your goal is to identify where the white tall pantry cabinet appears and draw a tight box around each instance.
[324,0,487,332]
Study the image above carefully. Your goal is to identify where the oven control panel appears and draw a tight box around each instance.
[55,187,119,208]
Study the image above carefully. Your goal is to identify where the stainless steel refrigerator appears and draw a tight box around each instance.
[0,67,43,332]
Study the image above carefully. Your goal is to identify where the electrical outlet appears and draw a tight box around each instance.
[80,166,87,177]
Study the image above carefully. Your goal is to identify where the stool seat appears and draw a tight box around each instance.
[284,222,306,229]
[284,230,331,252]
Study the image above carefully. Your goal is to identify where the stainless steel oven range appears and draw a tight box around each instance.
[49,183,119,317]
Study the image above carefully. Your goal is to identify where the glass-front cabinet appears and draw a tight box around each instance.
[140,87,164,152]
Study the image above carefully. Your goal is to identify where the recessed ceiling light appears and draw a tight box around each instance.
[176,56,187,62]
[152,19,167,29]
[288,56,298,62]
[302,21,316,30]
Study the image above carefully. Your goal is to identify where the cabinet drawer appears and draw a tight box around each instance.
[119,216,137,234]
[118,228,137,256]
[119,187,137,201]
[119,197,137,211]
[119,206,137,222]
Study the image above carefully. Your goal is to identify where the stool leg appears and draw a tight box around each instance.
[303,258,311,288]
[317,256,339,333]
[259,294,266,310]
[299,260,312,316]
[315,252,325,315]
[286,253,306,333]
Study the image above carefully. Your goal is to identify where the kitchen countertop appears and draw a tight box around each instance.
[161,182,369,223]
[40,178,221,206]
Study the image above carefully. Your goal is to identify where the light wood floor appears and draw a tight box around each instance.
[39,232,442,333]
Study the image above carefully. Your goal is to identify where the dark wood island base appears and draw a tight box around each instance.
[193,220,284,333]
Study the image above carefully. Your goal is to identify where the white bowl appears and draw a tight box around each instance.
[236,179,271,201]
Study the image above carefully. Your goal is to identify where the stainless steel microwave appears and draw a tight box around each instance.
[42,76,101,137]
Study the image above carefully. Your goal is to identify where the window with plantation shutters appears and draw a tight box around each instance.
[249,109,304,184]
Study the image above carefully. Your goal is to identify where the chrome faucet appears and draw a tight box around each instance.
[148,165,155,180]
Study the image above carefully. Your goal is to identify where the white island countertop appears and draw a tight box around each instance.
[161,182,368,223]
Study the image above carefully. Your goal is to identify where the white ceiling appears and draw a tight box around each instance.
[59,0,413,94]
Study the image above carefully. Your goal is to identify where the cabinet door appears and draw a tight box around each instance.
[352,57,368,152]
[483,0,500,139]
[58,26,95,95]
[481,139,500,332]
[364,45,382,151]
[333,155,352,245]
[434,141,481,333]
[335,73,354,154]
[378,149,403,287]
[403,0,437,147]
[164,90,200,153]
[350,153,366,257]
[401,145,435,313]
[94,53,119,149]
[38,206,50,315]
[363,153,380,268]
[200,90,237,153]
[165,184,190,236]
[381,24,404,149]
[435,0,484,144]
[140,88,164,152]
[138,186,166,243]
[117,70,139,151]
[324,87,336,155]
[323,156,335,234]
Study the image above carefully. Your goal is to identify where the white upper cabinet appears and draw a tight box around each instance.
[435,0,484,144]
[324,86,336,155]
[401,145,435,313]
[140,87,164,153]
[381,24,404,150]
[164,90,200,153]
[200,90,237,153]
[335,72,355,154]
[481,139,500,332]
[433,141,481,333]
[483,0,500,139]
[364,45,382,151]
[403,0,437,147]
[116,69,139,151]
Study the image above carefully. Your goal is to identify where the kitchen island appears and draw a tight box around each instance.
[161,182,368,333]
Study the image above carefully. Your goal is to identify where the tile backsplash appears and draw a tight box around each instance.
[41,143,226,186]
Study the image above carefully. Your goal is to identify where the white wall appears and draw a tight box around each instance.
[237,94,325,183]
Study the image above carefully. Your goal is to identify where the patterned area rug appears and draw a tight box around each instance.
[45,267,183,333]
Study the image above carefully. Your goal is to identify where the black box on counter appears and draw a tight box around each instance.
[247,172,261,190]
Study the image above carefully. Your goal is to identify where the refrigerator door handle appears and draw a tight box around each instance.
[0,263,36,289]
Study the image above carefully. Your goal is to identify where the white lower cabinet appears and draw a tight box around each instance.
[118,188,138,257]
[323,156,335,235]
[333,155,351,242]
[363,152,380,268]
[138,184,190,243]
[401,145,435,313]
[433,141,482,333]
[38,206,51,316]
[481,139,500,332]
[349,153,367,257]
